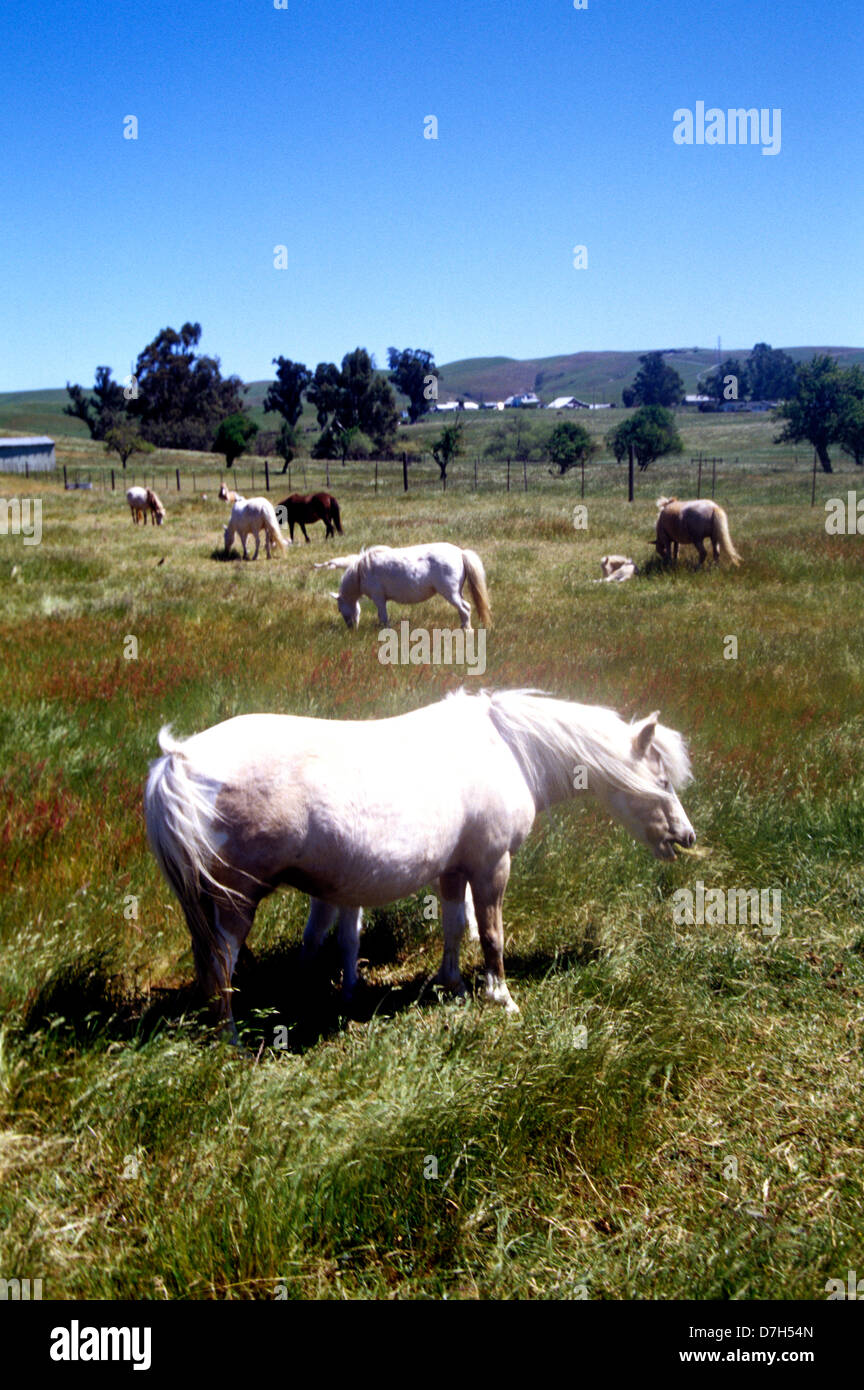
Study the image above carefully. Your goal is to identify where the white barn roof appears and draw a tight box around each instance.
[0,436,55,448]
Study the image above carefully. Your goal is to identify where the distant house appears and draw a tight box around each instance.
[504,392,542,408]
[546,396,584,410]
[481,401,505,410]
[433,400,462,411]
[684,394,713,406]
[0,436,56,472]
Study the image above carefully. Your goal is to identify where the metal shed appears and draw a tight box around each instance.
[0,437,56,473]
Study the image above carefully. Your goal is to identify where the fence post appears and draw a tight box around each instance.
[697,453,702,498]
[374,457,379,493]
[192,471,196,493]
[176,468,181,492]
[402,452,408,492]
[264,460,270,491]
[811,449,817,506]
[506,457,510,492]
[25,459,29,480]
[63,464,68,489]
[523,458,528,492]
[711,457,716,498]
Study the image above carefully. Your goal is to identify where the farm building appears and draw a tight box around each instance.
[0,436,56,473]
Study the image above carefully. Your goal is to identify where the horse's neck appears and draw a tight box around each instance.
[340,567,361,601]
[489,698,593,810]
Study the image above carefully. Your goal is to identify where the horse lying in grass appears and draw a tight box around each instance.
[314,542,491,629]
[219,485,289,559]
[126,486,166,525]
[144,688,695,1037]
[598,555,638,583]
[276,492,343,543]
[654,497,741,566]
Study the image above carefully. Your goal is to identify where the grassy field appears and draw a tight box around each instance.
[1,418,863,1301]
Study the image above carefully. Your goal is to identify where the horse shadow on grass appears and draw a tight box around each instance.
[16,917,607,1056]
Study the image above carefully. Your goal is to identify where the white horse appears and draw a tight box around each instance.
[598,555,637,583]
[223,493,289,559]
[314,543,491,629]
[126,486,165,525]
[145,689,695,1037]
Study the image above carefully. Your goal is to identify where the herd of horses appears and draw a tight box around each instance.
[132,474,742,1037]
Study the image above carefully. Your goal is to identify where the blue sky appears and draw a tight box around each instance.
[1,0,861,390]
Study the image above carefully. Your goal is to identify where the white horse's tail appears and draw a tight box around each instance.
[144,730,250,968]
[712,504,741,566]
[462,549,492,627]
[264,507,290,550]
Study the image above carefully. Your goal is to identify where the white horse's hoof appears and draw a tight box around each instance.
[485,980,519,1013]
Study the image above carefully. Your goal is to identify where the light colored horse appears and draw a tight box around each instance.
[144,689,695,1036]
[222,492,289,559]
[654,497,741,566]
[315,543,491,629]
[126,486,165,525]
[598,555,637,583]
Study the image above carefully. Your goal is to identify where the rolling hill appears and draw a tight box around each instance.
[3,347,863,437]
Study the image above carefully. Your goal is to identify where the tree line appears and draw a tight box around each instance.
[66,328,864,477]
[65,326,439,471]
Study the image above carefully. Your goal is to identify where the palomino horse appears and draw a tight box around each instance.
[126,486,166,525]
[654,497,741,566]
[144,689,695,1036]
[276,492,343,543]
[314,543,491,630]
[219,485,289,559]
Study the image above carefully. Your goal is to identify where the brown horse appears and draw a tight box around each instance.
[276,492,343,543]
[654,497,741,566]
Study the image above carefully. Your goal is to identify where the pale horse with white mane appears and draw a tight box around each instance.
[144,689,695,1037]
[314,543,491,630]
[218,483,289,559]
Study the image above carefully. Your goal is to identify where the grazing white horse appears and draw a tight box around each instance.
[222,493,289,559]
[145,689,695,1037]
[315,543,491,629]
[126,486,165,525]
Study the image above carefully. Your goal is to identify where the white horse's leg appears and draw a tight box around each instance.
[470,856,518,1014]
[301,898,338,961]
[336,907,364,1000]
[192,896,255,1042]
[369,585,388,625]
[433,870,469,995]
[251,526,261,560]
[453,590,472,630]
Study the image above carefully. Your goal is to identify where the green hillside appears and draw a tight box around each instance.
[3,347,863,439]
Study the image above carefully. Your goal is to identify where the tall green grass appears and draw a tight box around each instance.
[0,449,862,1299]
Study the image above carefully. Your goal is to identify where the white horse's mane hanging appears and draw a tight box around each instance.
[452,688,692,807]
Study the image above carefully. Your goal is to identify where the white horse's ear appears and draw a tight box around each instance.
[633,711,660,757]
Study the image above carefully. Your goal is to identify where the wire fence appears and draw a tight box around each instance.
[4,446,843,508]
